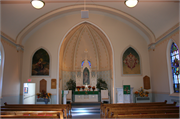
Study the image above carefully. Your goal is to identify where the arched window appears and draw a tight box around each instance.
[0,51,1,66]
[0,42,5,98]
[81,60,91,68]
[170,42,179,93]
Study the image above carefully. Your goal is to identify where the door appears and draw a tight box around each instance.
[23,83,36,104]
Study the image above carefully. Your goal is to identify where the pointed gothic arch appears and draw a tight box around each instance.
[0,42,5,98]
[31,48,50,76]
[58,21,115,103]
[122,46,141,75]
[167,39,179,95]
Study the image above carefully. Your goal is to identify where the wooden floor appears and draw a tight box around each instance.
[71,102,101,119]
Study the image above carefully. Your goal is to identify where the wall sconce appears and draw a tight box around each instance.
[125,0,139,8]
[31,0,45,9]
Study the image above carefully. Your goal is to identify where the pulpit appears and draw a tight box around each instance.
[62,90,69,104]
[116,87,134,103]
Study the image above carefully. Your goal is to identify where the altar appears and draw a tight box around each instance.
[74,91,99,102]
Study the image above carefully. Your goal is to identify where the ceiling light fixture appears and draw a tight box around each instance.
[125,0,138,8]
[31,0,45,9]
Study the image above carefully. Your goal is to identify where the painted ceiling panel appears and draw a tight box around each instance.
[60,23,112,71]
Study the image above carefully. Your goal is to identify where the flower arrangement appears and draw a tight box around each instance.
[88,86,91,89]
[81,86,85,91]
[76,86,81,91]
[36,90,51,99]
[134,87,149,97]
[76,86,81,89]
[92,86,95,91]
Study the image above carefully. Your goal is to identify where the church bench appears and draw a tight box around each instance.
[114,113,179,118]
[3,103,71,118]
[101,102,177,118]
[100,100,167,110]
[109,108,179,118]
[1,108,64,119]
[106,106,179,118]
[100,100,168,116]
[4,102,72,111]
[0,115,59,118]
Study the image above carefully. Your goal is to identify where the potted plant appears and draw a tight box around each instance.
[96,78,108,92]
[81,86,85,91]
[76,86,81,91]
[88,86,91,91]
[66,79,76,92]
[92,86,95,91]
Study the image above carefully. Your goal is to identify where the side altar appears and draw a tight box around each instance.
[74,91,99,102]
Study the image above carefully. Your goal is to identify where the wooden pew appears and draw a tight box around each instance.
[107,106,179,118]
[1,115,59,118]
[115,113,179,118]
[2,106,69,118]
[1,108,64,119]
[110,108,179,118]
[101,102,176,118]
[3,102,71,118]
[100,100,167,112]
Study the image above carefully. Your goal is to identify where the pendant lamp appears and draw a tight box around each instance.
[31,0,45,9]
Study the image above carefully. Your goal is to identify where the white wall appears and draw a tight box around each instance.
[1,39,22,105]
[149,31,179,104]
[21,11,151,103]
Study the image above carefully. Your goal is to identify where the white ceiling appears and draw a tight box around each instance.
[1,0,179,43]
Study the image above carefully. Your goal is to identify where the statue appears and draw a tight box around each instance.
[83,68,89,85]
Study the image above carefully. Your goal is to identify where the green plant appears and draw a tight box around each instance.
[96,78,108,92]
[66,79,76,91]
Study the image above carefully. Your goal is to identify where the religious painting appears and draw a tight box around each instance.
[123,47,141,75]
[32,48,49,76]
[83,67,90,85]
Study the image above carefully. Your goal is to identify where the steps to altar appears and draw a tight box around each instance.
[71,102,101,118]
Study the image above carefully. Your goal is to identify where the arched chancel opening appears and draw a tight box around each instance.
[58,22,114,103]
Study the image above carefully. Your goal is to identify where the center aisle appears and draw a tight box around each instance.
[71,102,101,118]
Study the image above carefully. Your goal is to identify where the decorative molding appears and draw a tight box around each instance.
[148,23,179,50]
[1,32,24,51]
[16,4,155,45]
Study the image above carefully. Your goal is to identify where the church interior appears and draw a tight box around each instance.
[0,0,179,115]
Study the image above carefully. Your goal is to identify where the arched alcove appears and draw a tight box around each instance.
[59,22,114,102]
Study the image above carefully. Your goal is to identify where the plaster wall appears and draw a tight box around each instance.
[1,39,22,105]
[149,31,179,103]
[21,11,151,103]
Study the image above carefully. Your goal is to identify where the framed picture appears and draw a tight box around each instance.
[123,47,141,75]
[31,48,50,76]
[51,79,56,89]
[24,87,28,93]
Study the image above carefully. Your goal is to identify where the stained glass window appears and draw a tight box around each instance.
[88,61,91,68]
[81,61,85,68]
[0,51,1,66]
[81,60,91,68]
[170,42,179,93]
